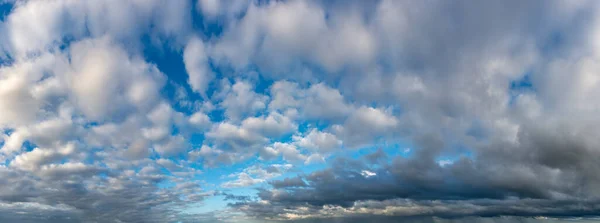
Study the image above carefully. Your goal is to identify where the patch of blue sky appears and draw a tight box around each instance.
[0,1,13,21]
[188,133,206,149]
[141,35,203,114]
[184,187,258,214]
[193,156,262,188]
[185,158,298,213]
[157,180,176,189]
[508,71,535,105]
[17,140,36,153]
[0,2,13,65]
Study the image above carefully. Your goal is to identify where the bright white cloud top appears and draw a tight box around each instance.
[0,0,600,222]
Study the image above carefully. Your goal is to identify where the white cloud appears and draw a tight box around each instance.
[189,111,212,131]
[268,81,353,123]
[268,80,301,111]
[360,170,377,178]
[437,159,453,167]
[211,0,376,74]
[2,0,193,58]
[196,0,248,20]
[197,0,220,18]
[153,135,187,157]
[206,122,266,151]
[221,163,292,188]
[304,153,326,165]
[221,172,263,188]
[218,80,269,121]
[272,142,306,163]
[67,37,165,121]
[0,129,29,154]
[241,112,297,138]
[38,162,101,179]
[0,53,65,127]
[184,36,213,96]
[294,129,342,153]
[4,0,85,58]
[350,106,398,131]
[303,83,353,122]
[11,143,76,171]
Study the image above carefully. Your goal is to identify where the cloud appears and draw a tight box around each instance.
[334,106,399,148]
[264,142,307,163]
[1,0,600,222]
[206,122,267,152]
[184,35,213,96]
[222,163,292,188]
[294,129,341,153]
[268,81,353,123]
[211,0,376,75]
[1,0,192,58]
[218,79,269,121]
[241,112,297,138]
[67,37,165,121]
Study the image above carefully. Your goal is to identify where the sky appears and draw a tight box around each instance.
[0,0,600,222]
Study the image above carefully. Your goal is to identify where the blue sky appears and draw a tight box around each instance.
[0,0,600,222]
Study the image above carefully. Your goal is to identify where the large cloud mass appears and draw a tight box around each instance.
[0,0,599,222]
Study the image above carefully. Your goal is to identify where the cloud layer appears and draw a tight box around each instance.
[0,0,600,222]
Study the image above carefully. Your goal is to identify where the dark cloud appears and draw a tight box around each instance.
[270,176,307,189]
[234,120,600,220]
[0,163,210,223]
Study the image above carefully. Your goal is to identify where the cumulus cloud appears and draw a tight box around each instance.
[67,37,165,121]
[241,112,297,138]
[217,79,269,121]
[184,35,213,96]
[294,129,341,153]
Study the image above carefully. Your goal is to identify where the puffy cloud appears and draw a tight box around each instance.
[67,37,165,121]
[272,142,306,163]
[206,122,266,152]
[1,0,192,58]
[211,0,376,75]
[189,111,212,130]
[0,52,66,127]
[11,146,72,171]
[334,106,398,148]
[1,128,29,154]
[196,0,248,20]
[184,36,213,96]
[293,129,341,153]
[268,81,353,123]
[222,172,263,188]
[197,0,220,18]
[218,80,269,121]
[241,112,297,138]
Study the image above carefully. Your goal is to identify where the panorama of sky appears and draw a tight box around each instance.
[1,0,600,222]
